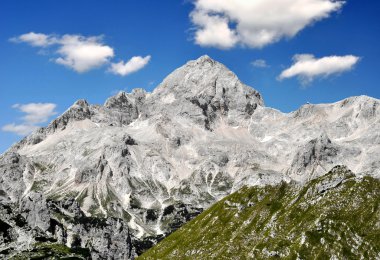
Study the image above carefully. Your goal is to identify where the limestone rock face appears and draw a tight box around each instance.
[144,55,264,129]
[287,133,361,182]
[0,194,139,259]
[0,152,29,202]
[0,56,379,258]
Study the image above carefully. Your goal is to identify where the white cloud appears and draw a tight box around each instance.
[191,11,238,49]
[278,54,360,84]
[190,0,345,49]
[252,59,269,68]
[2,103,57,136]
[109,55,151,76]
[11,32,131,73]
[1,124,39,136]
[12,103,57,124]
[12,32,151,75]
[10,32,57,47]
[55,35,114,72]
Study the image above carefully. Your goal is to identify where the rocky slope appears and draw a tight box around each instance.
[0,193,133,259]
[0,55,379,258]
[140,166,380,259]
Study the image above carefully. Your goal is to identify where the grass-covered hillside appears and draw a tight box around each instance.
[140,166,380,259]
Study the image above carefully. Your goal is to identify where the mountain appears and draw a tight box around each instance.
[140,166,380,259]
[0,55,379,258]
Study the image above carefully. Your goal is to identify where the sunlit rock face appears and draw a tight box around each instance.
[0,56,379,258]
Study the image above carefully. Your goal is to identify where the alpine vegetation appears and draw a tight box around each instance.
[141,166,380,259]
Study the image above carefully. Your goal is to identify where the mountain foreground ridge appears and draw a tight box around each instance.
[140,166,380,259]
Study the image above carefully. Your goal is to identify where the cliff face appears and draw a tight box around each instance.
[0,56,379,258]
[0,194,134,259]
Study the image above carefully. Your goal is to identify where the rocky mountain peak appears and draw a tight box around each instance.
[340,95,379,119]
[104,91,130,109]
[195,54,213,62]
[145,55,264,128]
[104,89,147,110]
[72,99,89,108]
[154,56,262,101]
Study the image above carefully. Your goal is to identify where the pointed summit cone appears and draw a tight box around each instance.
[144,55,264,129]
[153,55,263,106]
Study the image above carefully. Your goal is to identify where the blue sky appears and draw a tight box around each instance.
[1,0,379,153]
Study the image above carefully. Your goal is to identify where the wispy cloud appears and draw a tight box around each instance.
[251,59,269,68]
[2,103,57,136]
[278,54,360,85]
[2,124,39,136]
[190,0,345,49]
[12,103,57,124]
[10,32,57,47]
[109,56,151,76]
[11,32,150,75]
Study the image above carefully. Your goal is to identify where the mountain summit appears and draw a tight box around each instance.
[152,55,263,108]
[1,56,379,258]
[145,55,264,129]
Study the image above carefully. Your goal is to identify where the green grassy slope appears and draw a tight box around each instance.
[140,166,380,259]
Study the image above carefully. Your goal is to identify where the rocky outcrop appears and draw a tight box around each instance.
[288,133,362,182]
[0,152,29,202]
[288,133,340,182]
[0,193,203,259]
[0,194,139,259]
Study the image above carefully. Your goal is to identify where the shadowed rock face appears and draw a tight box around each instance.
[287,133,361,182]
[0,194,137,259]
[0,152,28,202]
[0,56,379,258]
